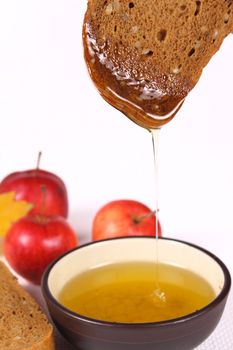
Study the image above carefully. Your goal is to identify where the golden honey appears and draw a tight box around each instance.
[59,262,215,323]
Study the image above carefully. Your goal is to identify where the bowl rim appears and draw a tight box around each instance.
[42,236,231,328]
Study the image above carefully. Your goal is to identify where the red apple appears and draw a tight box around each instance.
[4,215,78,284]
[92,199,162,241]
[0,162,68,217]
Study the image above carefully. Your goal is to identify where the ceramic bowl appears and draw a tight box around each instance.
[42,237,231,350]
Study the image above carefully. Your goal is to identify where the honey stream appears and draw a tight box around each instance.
[150,128,166,303]
[82,11,187,305]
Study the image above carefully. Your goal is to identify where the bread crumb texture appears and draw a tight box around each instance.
[0,262,54,350]
[86,0,233,88]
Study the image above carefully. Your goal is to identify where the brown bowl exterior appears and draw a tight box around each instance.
[42,237,231,350]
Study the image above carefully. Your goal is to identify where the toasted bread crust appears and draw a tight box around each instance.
[83,0,233,127]
[0,262,54,350]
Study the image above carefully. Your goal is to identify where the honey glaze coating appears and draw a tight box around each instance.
[83,16,193,128]
[83,0,233,128]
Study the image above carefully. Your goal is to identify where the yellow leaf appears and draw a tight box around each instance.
[0,192,33,237]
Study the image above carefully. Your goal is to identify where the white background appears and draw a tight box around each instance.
[0,1,232,348]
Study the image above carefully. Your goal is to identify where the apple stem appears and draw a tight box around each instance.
[133,210,157,224]
[37,152,42,170]
[41,184,46,216]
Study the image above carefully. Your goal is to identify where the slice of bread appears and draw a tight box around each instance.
[83,0,233,127]
[0,262,54,350]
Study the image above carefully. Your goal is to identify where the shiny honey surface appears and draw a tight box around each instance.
[59,262,215,323]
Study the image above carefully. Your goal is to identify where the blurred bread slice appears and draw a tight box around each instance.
[0,262,54,350]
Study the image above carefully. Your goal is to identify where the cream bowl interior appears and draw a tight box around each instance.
[48,237,226,302]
